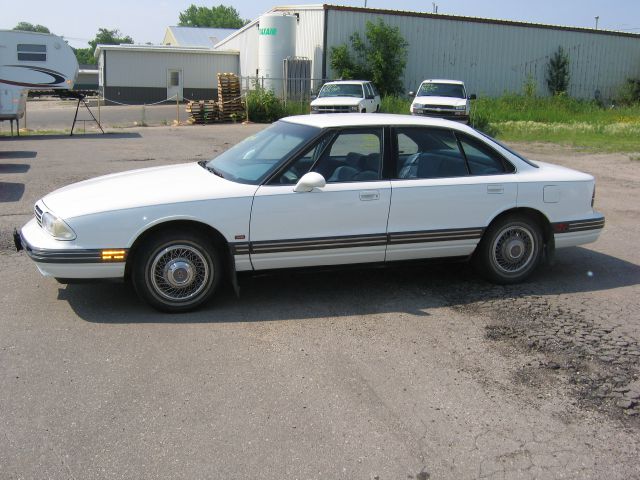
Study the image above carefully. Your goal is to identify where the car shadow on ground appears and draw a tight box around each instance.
[0,151,37,159]
[0,164,30,174]
[0,132,141,141]
[59,247,640,324]
[0,182,25,202]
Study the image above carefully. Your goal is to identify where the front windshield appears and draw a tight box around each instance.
[417,83,465,99]
[318,83,364,98]
[204,121,320,184]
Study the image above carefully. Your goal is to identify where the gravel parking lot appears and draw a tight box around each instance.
[1,123,639,479]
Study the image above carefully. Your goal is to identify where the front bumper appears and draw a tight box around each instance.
[15,219,127,279]
[411,111,469,123]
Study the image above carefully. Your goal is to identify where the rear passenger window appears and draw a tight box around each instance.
[395,128,468,179]
[457,134,514,175]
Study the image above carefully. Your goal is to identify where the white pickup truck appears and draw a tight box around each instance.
[311,80,381,114]
[410,79,476,124]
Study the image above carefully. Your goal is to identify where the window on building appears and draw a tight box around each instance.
[170,71,180,87]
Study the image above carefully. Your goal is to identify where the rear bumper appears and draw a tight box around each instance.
[552,215,605,248]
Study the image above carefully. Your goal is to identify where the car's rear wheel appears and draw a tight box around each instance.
[474,214,543,284]
[132,230,221,312]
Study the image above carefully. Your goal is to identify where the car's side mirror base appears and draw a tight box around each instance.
[294,172,326,192]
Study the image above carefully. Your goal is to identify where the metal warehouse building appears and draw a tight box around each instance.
[215,4,640,99]
[95,44,239,104]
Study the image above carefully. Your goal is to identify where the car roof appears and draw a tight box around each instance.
[420,79,465,85]
[282,113,473,131]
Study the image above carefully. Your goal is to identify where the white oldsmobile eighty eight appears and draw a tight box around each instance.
[15,114,604,312]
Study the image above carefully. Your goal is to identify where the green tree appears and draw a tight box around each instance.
[546,46,570,95]
[178,4,248,28]
[88,28,133,52]
[13,22,50,33]
[74,48,95,65]
[75,28,134,65]
[329,19,409,96]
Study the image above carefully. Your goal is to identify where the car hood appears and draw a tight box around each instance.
[412,96,467,107]
[311,96,362,106]
[42,162,252,219]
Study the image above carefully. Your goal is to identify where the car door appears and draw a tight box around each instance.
[364,83,376,112]
[386,127,518,262]
[368,83,381,112]
[250,127,391,270]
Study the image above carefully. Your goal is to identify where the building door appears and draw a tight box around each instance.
[167,69,183,101]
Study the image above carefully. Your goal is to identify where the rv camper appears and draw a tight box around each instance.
[0,30,78,131]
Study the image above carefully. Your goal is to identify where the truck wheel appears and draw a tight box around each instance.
[132,230,221,312]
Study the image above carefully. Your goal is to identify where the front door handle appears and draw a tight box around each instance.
[359,190,380,201]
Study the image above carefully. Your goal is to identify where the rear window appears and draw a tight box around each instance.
[477,132,539,168]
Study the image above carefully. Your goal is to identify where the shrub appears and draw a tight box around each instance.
[380,95,411,114]
[616,78,640,105]
[546,46,570,95]
[246,87,284,123]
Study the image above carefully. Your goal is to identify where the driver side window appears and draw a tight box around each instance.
[314,129,382,182]
[273,129,383,184]
[272,134,332,185]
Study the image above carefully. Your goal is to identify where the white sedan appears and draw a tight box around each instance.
[15,114,604,312]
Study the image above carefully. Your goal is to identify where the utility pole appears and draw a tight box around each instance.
[594,16,599,29]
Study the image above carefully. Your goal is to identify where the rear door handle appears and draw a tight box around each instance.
[487,184,504,194]
[359,190,380,201]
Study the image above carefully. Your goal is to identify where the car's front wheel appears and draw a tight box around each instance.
[132,230,221,312]
[474,214,543,284]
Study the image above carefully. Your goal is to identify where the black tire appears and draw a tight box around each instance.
[361,108,366,113]
[474,214,543,284]
[132,230,221,312]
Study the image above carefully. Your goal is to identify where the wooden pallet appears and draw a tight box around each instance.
[186,100,219,124]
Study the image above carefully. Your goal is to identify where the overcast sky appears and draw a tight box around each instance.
[2,0,639,48]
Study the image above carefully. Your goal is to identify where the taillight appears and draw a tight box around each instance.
[591,184,596,207]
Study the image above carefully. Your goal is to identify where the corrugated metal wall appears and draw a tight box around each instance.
[104,50,239,89]
[326,9,640,99]
[216,23,260,78]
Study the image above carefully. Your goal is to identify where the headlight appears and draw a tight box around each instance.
[350,105,359,112]
[455,105,466,111]
[41,212,76,240]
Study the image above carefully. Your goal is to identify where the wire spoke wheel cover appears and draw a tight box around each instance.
[150,244,211,302]
[491,225,535,274]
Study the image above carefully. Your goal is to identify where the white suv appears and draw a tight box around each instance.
[311,80,381,113]
[410,79,475,124]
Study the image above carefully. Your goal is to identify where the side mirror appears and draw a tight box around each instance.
[294,172,326,193]
[469,94,477,100]
[311,94,317,100]
[408,91,415,97]
[366,94,374,100]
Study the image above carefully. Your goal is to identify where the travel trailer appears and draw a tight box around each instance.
[0,30,78,131]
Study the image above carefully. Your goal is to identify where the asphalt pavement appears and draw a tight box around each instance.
[1,125,639,479]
